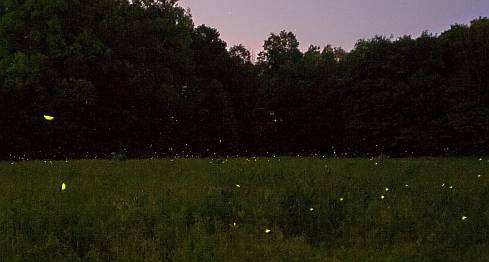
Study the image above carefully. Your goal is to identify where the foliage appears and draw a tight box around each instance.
[0,0,488,158]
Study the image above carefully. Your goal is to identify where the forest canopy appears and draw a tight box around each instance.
[0,0,488,159]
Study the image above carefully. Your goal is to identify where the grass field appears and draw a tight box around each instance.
[0,157,488,261]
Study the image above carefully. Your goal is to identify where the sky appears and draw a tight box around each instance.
[178,0,489,57]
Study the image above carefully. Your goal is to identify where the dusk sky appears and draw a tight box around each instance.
[178,0,489,56]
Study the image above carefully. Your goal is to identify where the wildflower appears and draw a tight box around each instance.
[61,183,66,191]
[43,115,55,121]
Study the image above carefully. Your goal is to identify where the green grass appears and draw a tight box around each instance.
[0,157,488,261]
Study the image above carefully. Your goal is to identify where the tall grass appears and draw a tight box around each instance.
[0,157,488,261]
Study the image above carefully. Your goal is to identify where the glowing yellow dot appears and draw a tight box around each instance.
[380,195,385,200]
[265,229,271,233]
[309,207,314,211]
[43,115,55,121]
[236,184,240,188]
[385,187,389,192]
[339,197,344,201]
[61,183,66,191]
[462,216,468,221]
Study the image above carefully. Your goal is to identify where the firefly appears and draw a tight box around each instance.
[380,195,385,200]
[339,197,344,201]
[385,187,389,192]
[309,207,314,212]
[43,115,55,121]
[236,184,241,188]
[462,216,468,221]
[61,183,66,191]
[265,229,271,233]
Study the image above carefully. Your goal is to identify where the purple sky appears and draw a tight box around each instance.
[178,0,489,57]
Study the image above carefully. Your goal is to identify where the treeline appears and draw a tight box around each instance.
[0,0,488,159]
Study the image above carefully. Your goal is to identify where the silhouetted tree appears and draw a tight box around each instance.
[0,1,488,158]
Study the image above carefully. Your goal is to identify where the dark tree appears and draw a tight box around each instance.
[0,1,488,158]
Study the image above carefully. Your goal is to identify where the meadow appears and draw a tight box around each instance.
[0,157,488,261]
